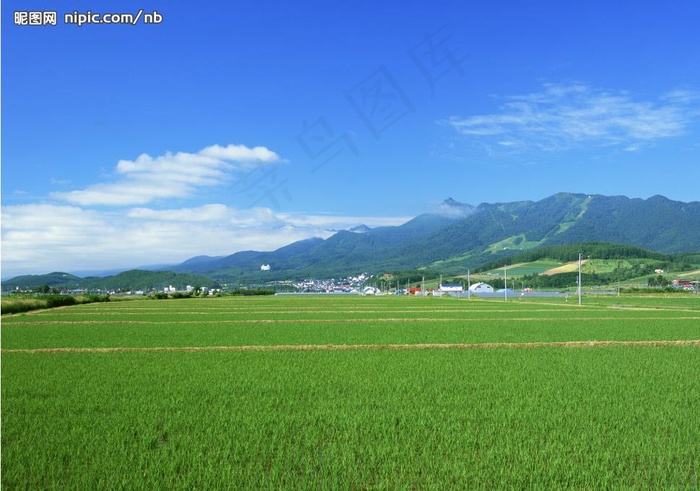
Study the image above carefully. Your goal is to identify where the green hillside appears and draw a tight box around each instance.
[2,270,220,293]
[475,242,671,271]
[2,272,81,290]
[499,260,564,276]
[472,243,700,289]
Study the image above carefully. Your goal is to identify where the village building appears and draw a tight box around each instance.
[439,283,464,293]
[468,282,494,293]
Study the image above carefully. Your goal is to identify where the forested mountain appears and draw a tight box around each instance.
[170,193,700,282]
[546,195,700,251]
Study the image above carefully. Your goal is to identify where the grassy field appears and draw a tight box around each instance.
[485,259,564,276]
[479,258,671,278]
[0,293,112,315]
[2,295,699,489]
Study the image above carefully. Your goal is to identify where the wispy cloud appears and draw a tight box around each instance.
[52,144,281,206]
[447,83,700,154]
[1,203,409,277]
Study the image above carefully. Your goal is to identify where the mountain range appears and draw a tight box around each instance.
[170,192,700,282]
[4,192,699,289]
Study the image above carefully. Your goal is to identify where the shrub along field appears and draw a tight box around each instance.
[2,295,699,489]
[0,293,111,315]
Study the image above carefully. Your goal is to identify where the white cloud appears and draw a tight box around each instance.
[199,144,280,163]
[2,141,413,277]
[52,144,281,206]
[1,203,410,277]
[447,83,700,154]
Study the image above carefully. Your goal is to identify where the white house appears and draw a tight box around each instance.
[468,282,494,293]
[439,283,464,293]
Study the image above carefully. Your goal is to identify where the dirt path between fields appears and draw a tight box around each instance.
[4,339,700,354]
[7,316,700,325]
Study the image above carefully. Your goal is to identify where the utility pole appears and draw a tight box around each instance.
[467,269,471,299]
[504,265,508,302]
[578,253,582,306]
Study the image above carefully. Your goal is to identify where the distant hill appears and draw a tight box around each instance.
[170,237,325,275]
[2,270,219,292]
[2,272,82,290]
[169,207,462,281]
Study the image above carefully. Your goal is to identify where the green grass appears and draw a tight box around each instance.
[497,259,563,276]
[484,234,544,253]
[580,258,660,275]
[676,268,700,280]
[2,295,699,489]
[479,257,676,279]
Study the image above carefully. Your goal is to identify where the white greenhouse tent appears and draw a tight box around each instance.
[468,282,494,293]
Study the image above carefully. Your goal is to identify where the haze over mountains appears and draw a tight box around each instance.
[5,193,699,287]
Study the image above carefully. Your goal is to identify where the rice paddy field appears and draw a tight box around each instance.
[2,294,699,489]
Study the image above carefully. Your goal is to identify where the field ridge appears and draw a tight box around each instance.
[4,339,700,354]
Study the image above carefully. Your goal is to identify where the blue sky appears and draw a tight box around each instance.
[3,0,700,277]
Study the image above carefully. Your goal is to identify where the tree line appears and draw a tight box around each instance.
[475,242,671,273]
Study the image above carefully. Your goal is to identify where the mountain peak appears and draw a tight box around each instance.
[433,198,476,218]
[349,225,371,234]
